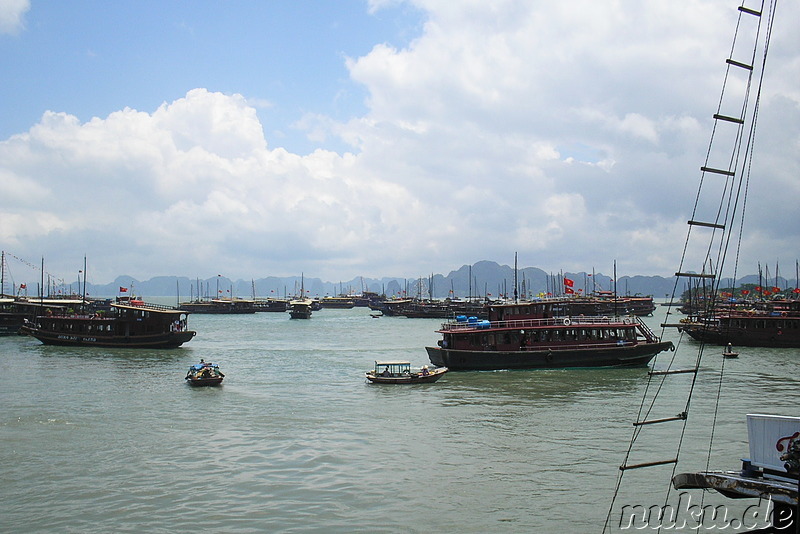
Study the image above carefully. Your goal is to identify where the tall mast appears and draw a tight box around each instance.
[82,255,87,304]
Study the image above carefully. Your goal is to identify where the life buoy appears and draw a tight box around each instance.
[563,318,572,326]
[781,312,788,317]
[623,317,632,324]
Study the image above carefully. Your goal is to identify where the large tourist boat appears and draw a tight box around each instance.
[425,300,673,371]
[20,298,196,348]
[679,299,800,348]
[179,298,257,314]
[319,296,355,309]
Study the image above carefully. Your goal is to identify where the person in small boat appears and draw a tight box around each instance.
[726,343,733,354]
[421,366,430,376]
[381,367,391,377]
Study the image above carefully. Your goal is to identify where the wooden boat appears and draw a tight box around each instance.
[288,297,313,319]
[179,298,257,314]
[253,298,289,312]
[680,302,800,348]
[722,344,739,358]
[365,360,448,384]
[185,361,224,386]
[320,296,355,309]
[19,297,196,348]
[289,273,313,319]
[426,300,673,371]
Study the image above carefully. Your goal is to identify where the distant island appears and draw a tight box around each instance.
[19,260,798,301]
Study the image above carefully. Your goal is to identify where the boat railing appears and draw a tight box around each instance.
[439,315,637,331]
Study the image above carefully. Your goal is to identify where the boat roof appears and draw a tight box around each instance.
[375,360,411,366]
[112,303,186,314]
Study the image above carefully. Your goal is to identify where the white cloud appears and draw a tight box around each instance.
[1,0,798,284]
[0,0,29,35]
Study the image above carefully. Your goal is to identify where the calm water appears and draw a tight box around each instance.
[2,303,797,533]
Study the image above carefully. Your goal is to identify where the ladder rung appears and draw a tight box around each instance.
[620,458,678,471]
[713,113,744,125]
[701,166,735,177]
[688,220,725,229]
[727,58,753,71]
[675,272,716,279]
[738,6,761,16]
[649,368,698,376]
[633,412,688,426]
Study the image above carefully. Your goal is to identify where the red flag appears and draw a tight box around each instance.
[755,286,762,292]
[793,288,800,294]
[741,290,750,295]
[19,283,26,289]
[564,278,574,287]
[565,287,575,294]
[764,290,772,296]
[772,287,781,293]
[119,287,128,292]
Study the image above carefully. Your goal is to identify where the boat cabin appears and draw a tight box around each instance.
[373,360,412,377]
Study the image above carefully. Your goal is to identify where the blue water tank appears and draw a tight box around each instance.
[456,315,467,322]
[478,320,491,329]
[468,316,478,324]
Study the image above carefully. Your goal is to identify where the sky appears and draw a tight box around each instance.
[1,0,798,287]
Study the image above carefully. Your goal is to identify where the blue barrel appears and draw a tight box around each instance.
[468,316,478,324]
[456,315,467,322]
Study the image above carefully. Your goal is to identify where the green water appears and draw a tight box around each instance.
[2,305,797,532]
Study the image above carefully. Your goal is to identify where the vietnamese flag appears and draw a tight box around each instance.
[772,287,781,293]
[741,290,750,295]
[564,278,574,287]
[755,286,762,292]
[119,287,128,292]
[793,288,800,294]
[565,287,575,294]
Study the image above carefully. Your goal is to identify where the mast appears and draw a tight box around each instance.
[613,260,618,317]
[82,255,87,304]
[468,265,472,301]
[513,252,518,303]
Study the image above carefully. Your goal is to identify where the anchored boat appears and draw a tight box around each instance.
[20,298,196,349]
[426,300,672,371]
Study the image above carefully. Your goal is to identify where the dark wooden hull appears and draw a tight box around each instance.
[682,320,800,348]
[20,326,196,349]
[186,376,223,387]
[425,341,673,371]
[365,368,447,383]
